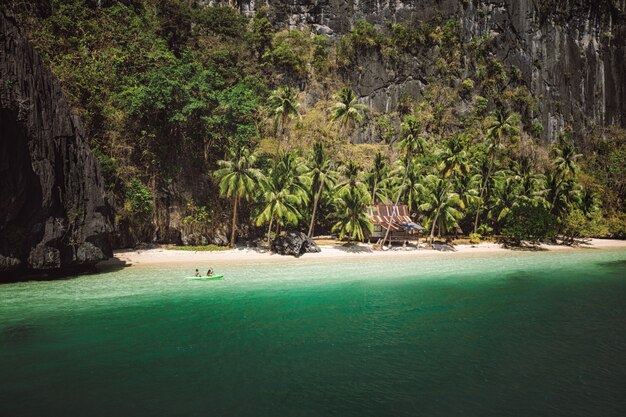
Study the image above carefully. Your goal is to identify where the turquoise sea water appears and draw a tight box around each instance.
[1,249,626,416]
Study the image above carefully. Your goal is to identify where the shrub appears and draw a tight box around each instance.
[350,19,382,49]
[192,6,248,38]
[263,29,312,78]
[469,232,482,243]
[502,201,557,244]
[124,179,153,221]
[461,78,474,97]
[561,210,609,242]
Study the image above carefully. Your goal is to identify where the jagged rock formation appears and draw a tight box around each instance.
[271,231,321,257]
[237,0,626,141]
[0,12,112,276]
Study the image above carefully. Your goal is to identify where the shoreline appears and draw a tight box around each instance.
[106,239,626,268]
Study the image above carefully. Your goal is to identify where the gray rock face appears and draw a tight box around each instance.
[232,0,625,141]
[0,12,112,275]
[271,232,321,257]
[461,0,625,141]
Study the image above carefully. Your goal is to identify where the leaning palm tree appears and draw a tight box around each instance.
[332,187,373,242]
[329,87,368,130]
[268,86,300,149]
[306,142,337,237]
[419,175,462,245]
[473,108,520,234]
[214,145,262,247]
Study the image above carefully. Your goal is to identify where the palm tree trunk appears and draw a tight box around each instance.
[430,207,441,245]
[307,179,325,237]
[230,196,239,248]
[266,215,274,245]
[371,179,378,203]
[473,156,494,234]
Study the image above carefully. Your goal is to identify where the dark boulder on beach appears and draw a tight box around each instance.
[271,232,321,258]
[0,12,112,276]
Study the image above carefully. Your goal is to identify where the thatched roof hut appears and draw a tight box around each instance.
[368,205,425,243]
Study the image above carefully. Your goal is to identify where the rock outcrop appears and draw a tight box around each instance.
[232,0,626,142]
[271,232,321,257]
[0,12,112,276]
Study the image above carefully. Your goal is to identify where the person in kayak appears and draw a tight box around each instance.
[206,268,214,277]
[194,269,201,277]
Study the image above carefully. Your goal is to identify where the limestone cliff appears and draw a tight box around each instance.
[240,0,625,141]
[0,12,112,276]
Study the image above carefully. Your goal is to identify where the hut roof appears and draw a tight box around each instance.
[368,205,425,232]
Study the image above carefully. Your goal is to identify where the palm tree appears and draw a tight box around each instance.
[397,115,425,165]
[552,141,582,179]
[381,115,425,247]
[440,135,470,179]
[486,108,521,149]
[511,157,543,203]
[389,158,425,214]
[489,171,520,225]
[419,175,462,244]
[306,142,336,237]
[256,178,303,244]
[365,151,390,203]
[329,87,368,130]
[453,172,480,216]
[268,86,300,149]
[257,151,309,243]
[579,188,600,217]
[214,145,262,247]
[332,187,373,242]
[542,173,580,221]
[473,109,520,234]
[336,160,365,196]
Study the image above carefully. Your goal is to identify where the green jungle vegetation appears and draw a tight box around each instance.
[6,0,626,247]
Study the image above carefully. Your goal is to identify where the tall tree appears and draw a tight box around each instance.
[381,115,424,247]
[268,86,300,150]
[256,151,309,243]
[440,134,469,179]
[336,160,365,196]
[552,141,582,180]
[332,187,373,242]
[306,142,336,237]
[214,145,262,247]
[419,175,462,244]
[473,109,520,233]
[511,157,543,203]
[366,151,390,204]
[329,87,368,130]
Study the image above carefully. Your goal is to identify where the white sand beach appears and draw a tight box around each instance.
[109,239,626,267]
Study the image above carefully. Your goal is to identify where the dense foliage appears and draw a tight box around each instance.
[6,0,625,246]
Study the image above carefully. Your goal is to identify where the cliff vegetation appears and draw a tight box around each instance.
[4,0,625,247]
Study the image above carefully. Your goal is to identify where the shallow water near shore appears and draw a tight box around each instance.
[1,249,626,416]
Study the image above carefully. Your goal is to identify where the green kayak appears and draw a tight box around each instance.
[186,275,224,281]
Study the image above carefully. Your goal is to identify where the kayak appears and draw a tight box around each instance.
[186,275,224,281]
